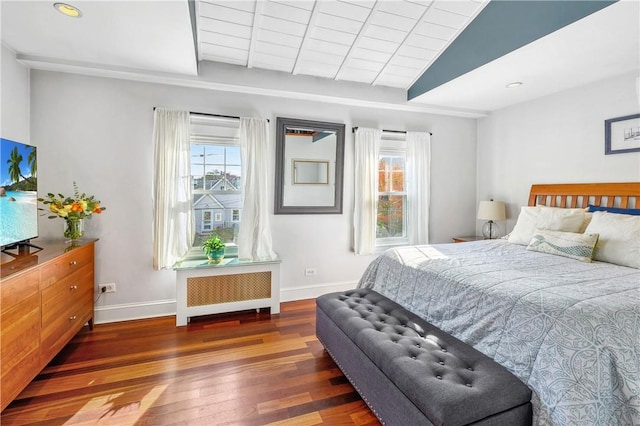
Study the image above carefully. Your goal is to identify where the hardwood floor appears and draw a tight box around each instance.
[1,299,380,426]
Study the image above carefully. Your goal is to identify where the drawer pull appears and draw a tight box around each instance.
[69,315,77,321]
[70,285,78,291]
[70,260,78,266]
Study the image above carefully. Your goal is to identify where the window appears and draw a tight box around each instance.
[377,149,407,245]
[190,119,242,247]
[353,128,430,255]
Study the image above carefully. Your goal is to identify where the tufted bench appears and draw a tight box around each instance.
[316,289,532,426]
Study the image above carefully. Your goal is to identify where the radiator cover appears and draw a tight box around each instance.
[186,272,271,307]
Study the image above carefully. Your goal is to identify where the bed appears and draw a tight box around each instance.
[357,183,640,425]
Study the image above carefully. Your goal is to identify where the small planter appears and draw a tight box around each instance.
[202,236,226,264]
[207,248,225,264]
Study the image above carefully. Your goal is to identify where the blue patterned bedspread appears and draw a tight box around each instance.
[358,240,640,425]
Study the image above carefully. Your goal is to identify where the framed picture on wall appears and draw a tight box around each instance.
[605,113,640,155]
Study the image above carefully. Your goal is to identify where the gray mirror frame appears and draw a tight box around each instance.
[274,117,345,214]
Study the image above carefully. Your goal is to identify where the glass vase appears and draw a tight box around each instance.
[63,217,84,242]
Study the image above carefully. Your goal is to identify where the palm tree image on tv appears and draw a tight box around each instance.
[0,138,38,247]
[5,145,36,191]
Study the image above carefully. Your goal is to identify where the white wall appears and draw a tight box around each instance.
[29,70,477,322]
[477,71,640,232]
[1,44,29,142]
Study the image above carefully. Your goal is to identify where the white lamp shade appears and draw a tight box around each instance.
[477,200,506,221]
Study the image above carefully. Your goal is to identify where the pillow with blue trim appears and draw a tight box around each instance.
[527,229,599,262]
[588,205,640,215]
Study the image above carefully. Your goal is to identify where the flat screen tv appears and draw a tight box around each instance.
[0,138,39,249]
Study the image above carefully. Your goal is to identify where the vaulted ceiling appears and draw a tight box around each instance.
[1,1,638,117]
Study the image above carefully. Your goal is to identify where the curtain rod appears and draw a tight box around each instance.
[352,126,432,136]
[153,107,269,123]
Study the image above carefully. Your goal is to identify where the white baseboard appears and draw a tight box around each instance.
[94,299,176,324]
[280,281,358,302]
[94,281,359,324]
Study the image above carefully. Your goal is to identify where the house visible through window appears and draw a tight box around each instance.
[377,149,407,245]
[190,117,242,247]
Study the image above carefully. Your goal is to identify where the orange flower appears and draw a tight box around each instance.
[71,202,83,212]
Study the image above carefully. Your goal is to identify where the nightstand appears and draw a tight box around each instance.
[452,236,486,243]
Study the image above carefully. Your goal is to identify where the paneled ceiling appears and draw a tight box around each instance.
[1,0,638,117]
[196,0,486,89]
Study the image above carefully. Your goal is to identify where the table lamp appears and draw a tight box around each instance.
[477,200,506,239]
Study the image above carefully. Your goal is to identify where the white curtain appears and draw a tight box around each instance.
[406,131,431,245]
[152,108,193,269]
[353,128,382,255]
[238,117,277,261]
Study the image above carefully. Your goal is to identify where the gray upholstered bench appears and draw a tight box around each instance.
[316,289,532,426]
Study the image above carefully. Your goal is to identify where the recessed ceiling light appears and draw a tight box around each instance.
[506,82,523,89]
[53,3,82,18]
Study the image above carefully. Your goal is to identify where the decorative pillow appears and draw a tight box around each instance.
[526,229,599,262]
[508,206,586,245]
[584,211,640,269]
[587,205,640,215]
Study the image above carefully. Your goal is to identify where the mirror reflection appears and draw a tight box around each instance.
[293,160,329,185]
[275,117,345,214]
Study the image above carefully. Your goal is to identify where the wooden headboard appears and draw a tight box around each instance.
[528,183,640,209]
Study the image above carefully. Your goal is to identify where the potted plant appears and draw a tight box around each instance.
[202,235,226,263]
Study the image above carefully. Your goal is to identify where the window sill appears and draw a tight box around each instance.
[374,240,409,255]
[182,242,238,261]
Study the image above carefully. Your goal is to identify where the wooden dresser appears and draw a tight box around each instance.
[0,239,96,411]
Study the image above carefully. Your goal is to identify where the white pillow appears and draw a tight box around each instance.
[584,211,640,269]
[579,212,593,233]
[508,206,586,245]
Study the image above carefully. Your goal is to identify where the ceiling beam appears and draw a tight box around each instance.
[333,1,380,82]
[188,0,200,63]
[246,0,263,69]
[371,1,435,87]
[292,1,319,75]
[17,54,488,118]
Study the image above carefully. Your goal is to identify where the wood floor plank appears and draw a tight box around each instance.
[257,392,313,414]
[265,411,323,426]
[1,299,381,425]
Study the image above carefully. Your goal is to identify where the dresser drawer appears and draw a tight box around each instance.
[40,285,92,360]
[40,244,94,289]
[1,292,41,373]
[41,263,93,326]
[1,291,41,408]
[1,269,40,309]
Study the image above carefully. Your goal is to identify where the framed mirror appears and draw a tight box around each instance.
[275,117,345,214]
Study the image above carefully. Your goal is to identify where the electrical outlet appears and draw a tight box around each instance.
[304,268,317,276]
[99,283,116,293]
